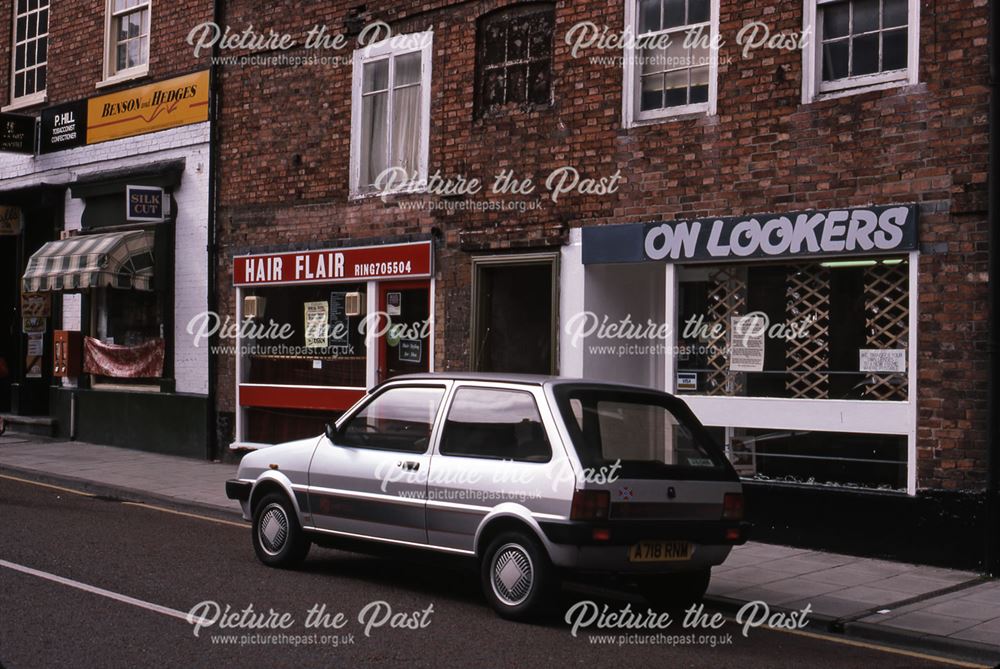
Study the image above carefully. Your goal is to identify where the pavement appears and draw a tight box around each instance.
[2,431,999,667]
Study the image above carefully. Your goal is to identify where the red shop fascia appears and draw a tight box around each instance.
[230,241,433,449]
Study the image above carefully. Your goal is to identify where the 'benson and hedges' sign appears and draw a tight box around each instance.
[582,204,918,264]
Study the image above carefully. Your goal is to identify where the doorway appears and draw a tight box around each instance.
[377,281,431,382]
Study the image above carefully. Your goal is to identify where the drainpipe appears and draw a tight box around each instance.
[205,0,224,460]
[985,0,999,577]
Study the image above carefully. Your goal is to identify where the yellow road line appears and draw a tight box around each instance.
[0,473,95,497]
[120,501,247,529]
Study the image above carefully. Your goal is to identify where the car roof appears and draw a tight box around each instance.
[384,372,673,395]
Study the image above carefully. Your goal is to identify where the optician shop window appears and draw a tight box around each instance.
[676,256,911,490]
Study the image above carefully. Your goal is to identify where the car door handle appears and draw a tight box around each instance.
[397,461,420,472]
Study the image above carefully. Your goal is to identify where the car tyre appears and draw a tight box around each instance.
[252,492,310,568]
[481,531,556,621]
[639,568,711,610]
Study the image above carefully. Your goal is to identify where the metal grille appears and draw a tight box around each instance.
[864,263,909,400]
[785,265,831,399]
[705,268,746,396]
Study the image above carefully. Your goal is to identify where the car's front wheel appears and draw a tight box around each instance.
[480,531,556,621]
[251,492,310,567]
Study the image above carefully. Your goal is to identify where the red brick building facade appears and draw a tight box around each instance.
[212,0,991,567]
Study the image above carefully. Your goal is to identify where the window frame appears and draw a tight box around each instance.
[802,0,920,103]
[349,30,433,198]
[622,0,720,128]
[100,0,151,88]
[6,0,49,111]
[474,2,556,119]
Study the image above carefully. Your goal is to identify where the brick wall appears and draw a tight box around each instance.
[214,0,990,490]
[0,0,212,110]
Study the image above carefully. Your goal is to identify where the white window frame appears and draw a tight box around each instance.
[802,0,919,103]
[5,0,49,111]
[349,31,433,198]
[623,0,719,128]
[100,0,151,88]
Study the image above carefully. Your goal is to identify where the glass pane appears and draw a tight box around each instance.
[823,2,850,39]
[15,45,25,71]
[641,45,667,74]
[527,12,553,59]
[664,69,688,106]
[640,73,663,110]
[17,0,28,15]
[391,84,421,176]
[35,65,45,91]
[24,68,34,95]
[26,12,36,39]
[663,0,686,29]
[141,9,149,36]
[38,8,48,34]
[852,0,879,33]
[822,40,849,80]
[482,21,506,65]
[114,0,127,11]
[528,61,551,104]
[882,28,908,70]
[852,33,879,75]
[16,17,26,42]
[507,17,528,60]
[117,16,129,43]
[128,37,141,68]
[362,59,389,93]
[883,0,907,27]
[37,36,46,64]
[666,37,687,69]
[394,52,421,87]
[481,67,506,107]
[139,36,148,65]
[14,73,24,99]
[128,12,141,39]
[116,43,128,71]
[688,0,710,23]
[638,0,661,33]
[26,42,35,67]
[360,92,387,186]
[506,63,527,103]
[691,40,711,68]
[28,0,37,11]
[339,387,445,453]
[440,389,551,462]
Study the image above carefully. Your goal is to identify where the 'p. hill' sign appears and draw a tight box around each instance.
[126,185,170,222]
[582,204,918,264]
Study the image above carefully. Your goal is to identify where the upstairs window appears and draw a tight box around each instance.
[475,4,555,117]
[804,0,918,100]
[624,0,718,126]
[10,0,49,106]
[349,31,433,196]
[104,0,150,82]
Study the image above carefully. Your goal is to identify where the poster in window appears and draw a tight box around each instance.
[328,291,350,348]
[21,292,51,318]
[386,292,402,316]
[304,301,329,349]
[859,349,906,373]
[729,315,765,372]
[22,317,46,334]
[398,339,422,364]
[728,435,757,477]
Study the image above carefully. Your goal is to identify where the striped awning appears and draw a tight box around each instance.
[22,230,155,292]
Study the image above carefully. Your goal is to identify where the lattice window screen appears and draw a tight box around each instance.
[705,268,746,396]
[785,265,831,399]
[863,263,909,401]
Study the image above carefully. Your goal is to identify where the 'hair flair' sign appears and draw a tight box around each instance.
[233,241,433,286]
[582,204,919,265]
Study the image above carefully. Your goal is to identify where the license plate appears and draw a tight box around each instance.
[628,541,692,562]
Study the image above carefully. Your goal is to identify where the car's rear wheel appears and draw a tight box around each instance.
[480,531,556,621]
[251,492,310,567]
[639,568,711,609]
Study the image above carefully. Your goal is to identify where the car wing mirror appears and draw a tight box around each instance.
[324,422,338,443]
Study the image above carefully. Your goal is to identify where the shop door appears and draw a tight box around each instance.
[377,281,431,382]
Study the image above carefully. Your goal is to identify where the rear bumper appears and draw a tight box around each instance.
[537,519,750,572]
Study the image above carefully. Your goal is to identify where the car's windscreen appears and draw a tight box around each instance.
[555,388,725,476]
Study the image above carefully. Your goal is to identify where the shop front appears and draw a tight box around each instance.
[564,204,919,492]
[230,241,434,450]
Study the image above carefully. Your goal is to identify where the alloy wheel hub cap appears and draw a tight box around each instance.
[491,543,534,606]
[259,505,289,555]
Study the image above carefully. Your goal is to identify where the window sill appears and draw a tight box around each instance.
[96,67,150,90]
[626,105,712,129]
[2,92,47,113]
[349,183,429,202]
[90,381,161,393]
[810,76,916,103]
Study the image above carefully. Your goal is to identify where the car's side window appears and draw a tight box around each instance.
[338,386,445,454]
[439,387,551,462]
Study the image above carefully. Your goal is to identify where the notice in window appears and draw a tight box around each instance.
[729,315,765,372]
[304,301,329,349]
[859,349,906,373]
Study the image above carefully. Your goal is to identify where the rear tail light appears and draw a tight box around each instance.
[571,489,610,521]
[722,493,745,521]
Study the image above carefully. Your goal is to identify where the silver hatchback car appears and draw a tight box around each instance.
[226,373,748,620]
